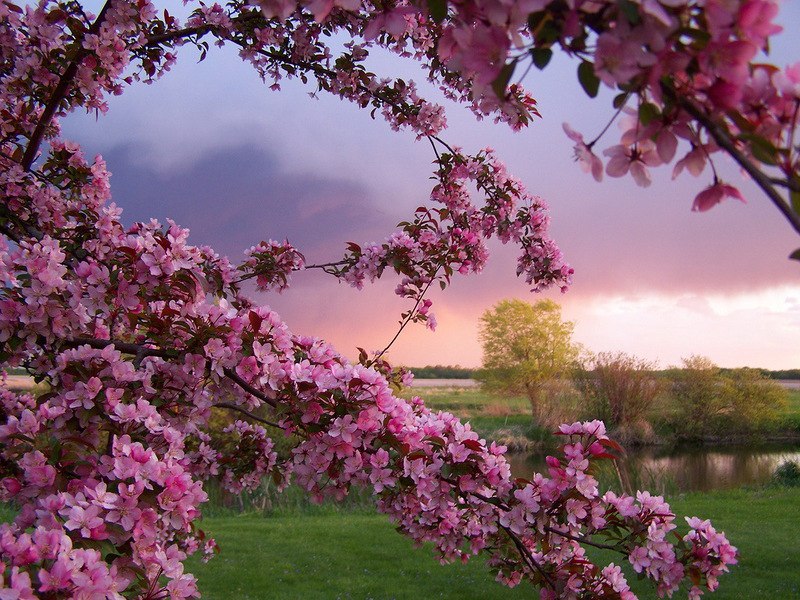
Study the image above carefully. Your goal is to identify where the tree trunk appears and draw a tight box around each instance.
[525,382,541,423]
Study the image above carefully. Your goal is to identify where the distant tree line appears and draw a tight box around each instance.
[409,365,476,379]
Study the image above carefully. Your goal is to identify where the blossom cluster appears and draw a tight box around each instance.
[0,0,747,598]
[330,148,572,327]
[510,0,797,214]
[0,155,735,596]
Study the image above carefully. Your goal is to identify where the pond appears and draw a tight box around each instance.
[507,444,800,493]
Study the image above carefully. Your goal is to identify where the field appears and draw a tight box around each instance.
[404,385,800,446]
[186,487,800,599]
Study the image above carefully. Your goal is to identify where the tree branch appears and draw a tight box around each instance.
[668,88,800,236]
[21,1,113,171]
[64,337,279,408]
[65,337,176,359]
[499,524,557,590]
[222,367,277,408]
[214,402,280,428]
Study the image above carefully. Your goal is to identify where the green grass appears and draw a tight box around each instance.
[187,487,800,599]
[186,513,530,599]
[593,487,800,598]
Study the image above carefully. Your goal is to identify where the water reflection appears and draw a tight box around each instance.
[507,445,800,493]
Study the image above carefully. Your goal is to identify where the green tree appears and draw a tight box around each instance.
[477,299,580,422]
[670,356,787,438]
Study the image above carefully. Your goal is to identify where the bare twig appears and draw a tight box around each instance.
[543,526,619,551]
[373,266,442,363]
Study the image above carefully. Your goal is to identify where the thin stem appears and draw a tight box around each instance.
[543,526,619,551]
[589,91,631,147]
[373,266,441,363]
[769,177,800,192]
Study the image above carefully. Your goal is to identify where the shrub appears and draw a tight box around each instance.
[773,461,800,487]
[575,352,661,437]
[669,357,787,438]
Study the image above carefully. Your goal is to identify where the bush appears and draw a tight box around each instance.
[575,352,661,437]
[669,356,787,438]
[772,461,800,487]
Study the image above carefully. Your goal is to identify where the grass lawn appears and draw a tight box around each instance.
[187,487,800,599]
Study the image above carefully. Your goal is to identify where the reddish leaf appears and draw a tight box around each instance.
[462,439,483,451]
[248,310,263,333]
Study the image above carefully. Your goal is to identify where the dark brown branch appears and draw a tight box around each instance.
[499,524,557,590]
[21,1,113,170]
[65,337,279,408]
[145,24,213,47]
[144,10,261,47]
[214,402,280,428]
[222,367,278,408]
[666,87,800,236]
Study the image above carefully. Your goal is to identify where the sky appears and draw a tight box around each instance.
[63,1,800,369]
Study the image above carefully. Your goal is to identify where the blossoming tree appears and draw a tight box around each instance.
[5,0,795,597]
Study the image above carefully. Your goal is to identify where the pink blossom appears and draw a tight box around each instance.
[603,142,661,187]
[563,123,603,181]
[692,182,746,212]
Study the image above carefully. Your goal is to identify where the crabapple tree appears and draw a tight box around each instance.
[7,0,796,597]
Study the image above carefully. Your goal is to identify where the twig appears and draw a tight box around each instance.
[373,265,442,363]
[214,402,281,428]
[543,526,619,551]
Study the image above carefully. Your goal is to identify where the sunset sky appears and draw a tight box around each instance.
[64,1,800,370]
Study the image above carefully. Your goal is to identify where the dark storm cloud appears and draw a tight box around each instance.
[103,143,390,264]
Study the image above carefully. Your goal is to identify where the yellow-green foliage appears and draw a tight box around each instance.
[476,299,580,423]
[669,356,787,436]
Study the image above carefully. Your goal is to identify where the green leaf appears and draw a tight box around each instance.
[530,47,553,70]
[791,188,800,215]
[527,11,549,34]
[741,134,779,166]
[676,27,711,46]
[638,102,660,126]
[789,248,800,262]
[613,92,628,109]
[618,0,641,25]
[577,61,600,98]
[427,0,447,23]
[492,60,516,99]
